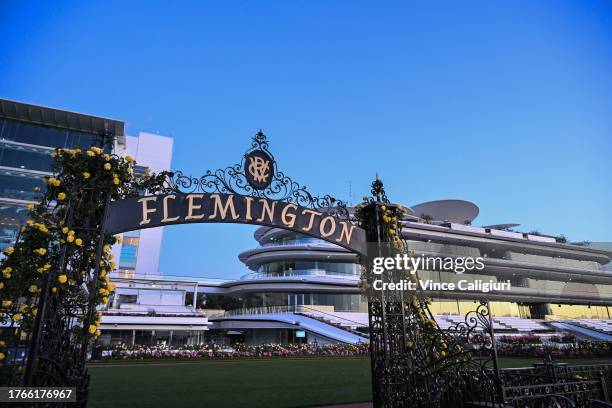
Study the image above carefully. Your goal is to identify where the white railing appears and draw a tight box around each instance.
[239,270,359,280]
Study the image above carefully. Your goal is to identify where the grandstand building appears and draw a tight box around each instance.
[103,199,612,346]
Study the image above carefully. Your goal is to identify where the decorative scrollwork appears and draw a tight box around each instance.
[363,174,389,204]
[162,131,352,222]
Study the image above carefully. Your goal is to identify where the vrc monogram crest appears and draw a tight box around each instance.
[244,150,274,189]
[248,155,270,183]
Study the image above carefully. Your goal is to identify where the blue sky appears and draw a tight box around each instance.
[1,1,610,278]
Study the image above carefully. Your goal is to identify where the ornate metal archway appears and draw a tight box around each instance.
[2,131,611,408]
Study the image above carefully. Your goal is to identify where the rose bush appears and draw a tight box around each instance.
[0,144,169,377]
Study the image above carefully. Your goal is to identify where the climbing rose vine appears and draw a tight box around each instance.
[0,144,168,373]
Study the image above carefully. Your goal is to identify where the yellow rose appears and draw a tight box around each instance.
[88,324,97,334]
[104,163,111,170]
[57,275,68,284]
[12,314,21,321]
[57,192,66,200]
[0,282,4,289]
[75,238,83,246]
[83,172,91,179]
[2,267,12,274]
[67,235,75,243]
[2,300,12,307]
[68,230,75,236]
[44,264,51,270]
[0,340,5,346]
[104,154,110,161]
[102,297,109,304]
[52,287,57,294]
[0,353,5,361]
[86,150,95,157]
[19,304,28,313]
[36,267,44,273]
[3,247,14,255]
[26,204,34,210]
[103,245,111,253]
[113,177,120,185]
[62,227,69,234]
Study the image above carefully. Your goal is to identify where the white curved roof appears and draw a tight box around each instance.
[409,199,479,223]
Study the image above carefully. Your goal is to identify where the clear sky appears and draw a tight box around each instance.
[1,1,610,278]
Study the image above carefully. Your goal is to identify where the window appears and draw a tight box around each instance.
[0,119,99,149]
[0,143,53,172]
[119,231,140,271]
[117,294,138,305]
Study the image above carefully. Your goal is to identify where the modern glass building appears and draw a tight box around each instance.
[0,99,124,252]
[0,99,195,346]
[0,99,173,273]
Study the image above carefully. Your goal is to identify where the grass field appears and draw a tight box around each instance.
[88,356,612,408]
[88,358,372,408]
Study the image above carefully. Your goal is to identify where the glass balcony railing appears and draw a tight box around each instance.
[240,269,360,280]
[261,237,336,247]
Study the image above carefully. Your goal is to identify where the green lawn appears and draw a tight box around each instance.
[88,356,612,408]
[88,358,372,408]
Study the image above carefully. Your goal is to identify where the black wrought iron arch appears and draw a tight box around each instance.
[101,131,367,255]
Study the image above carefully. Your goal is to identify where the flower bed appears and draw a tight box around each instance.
[99,342,369,361]
[98,337,612,361]
[496,335,612,358]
